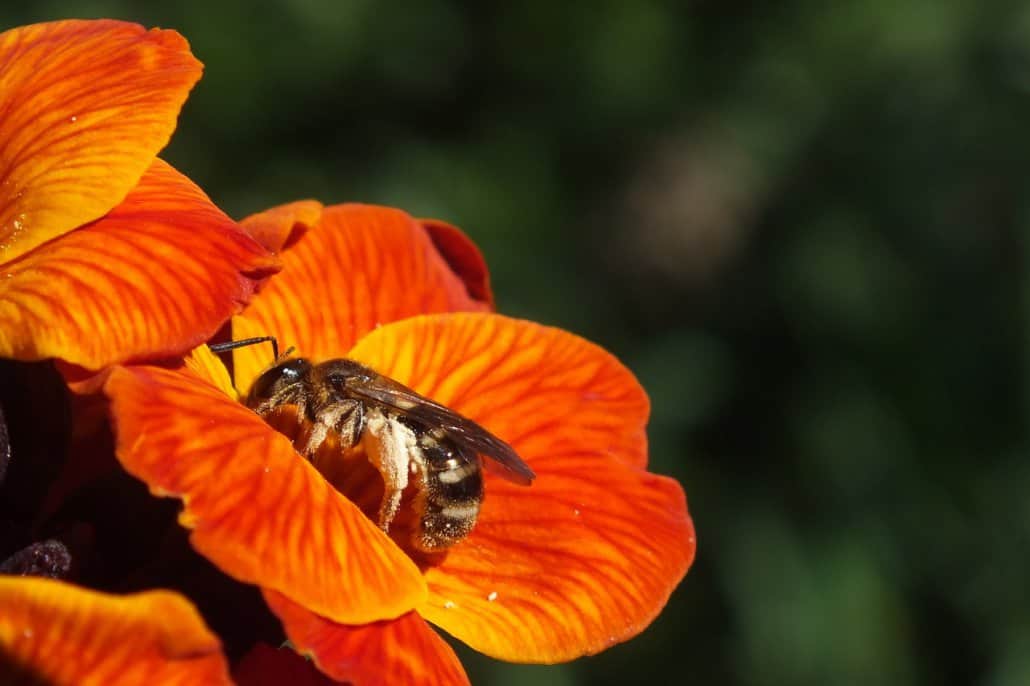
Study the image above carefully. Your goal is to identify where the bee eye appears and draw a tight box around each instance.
[247,358,311,404]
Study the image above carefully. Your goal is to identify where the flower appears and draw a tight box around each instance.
[0,20,282,684]
[0,575,231,685]
[0,19,278,370]
[103,202,696,683]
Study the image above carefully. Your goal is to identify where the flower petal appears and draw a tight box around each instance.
[265,590,470,686]
[103,357,427,625]
[231,204,490,394]
[239,200,323,254]
[184,343,238,400]
[346,313,694,661]
[347,312,650,469]
[420,218,494,307]
[0,20,202,262]
[419,460,693,662]
[0,158,279,368]
[234,643,338,686]
[0,576,230,686]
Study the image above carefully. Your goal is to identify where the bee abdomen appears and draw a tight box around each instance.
[413,434,483,552]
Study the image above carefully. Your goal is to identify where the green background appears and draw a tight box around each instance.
[5,2,1029,684]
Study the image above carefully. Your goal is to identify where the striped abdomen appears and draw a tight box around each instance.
[411,426,484,552]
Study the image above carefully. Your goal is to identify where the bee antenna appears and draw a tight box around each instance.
[208,336,280,360]
[280,345,296,360]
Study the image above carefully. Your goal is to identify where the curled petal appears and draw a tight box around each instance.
[103,357,427,624]
[0,576,230,686]
[239,200,323,253]
[0,159,279,368]
[347,313,694,661]
[231,204,489,393]
[234,644,338,686]
[0,20,202,262]
[265,591,469,686]
[420,219,493,308]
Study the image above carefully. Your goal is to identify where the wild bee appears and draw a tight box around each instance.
[234,350,535,552]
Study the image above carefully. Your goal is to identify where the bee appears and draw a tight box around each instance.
[242,355,535,552]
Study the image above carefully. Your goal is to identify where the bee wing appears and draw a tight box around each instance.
[436,418,536,486]
[344,376,536,485]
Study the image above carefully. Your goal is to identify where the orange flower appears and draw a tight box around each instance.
[0,19,278,369]
[0,576,231,685]
[103,203,695,683]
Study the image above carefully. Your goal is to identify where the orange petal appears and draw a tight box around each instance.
[0,20,202,263]
[103,359,427,625]
[0,158,279,369]
[347,313,694,661]
[420,459,693,662]
[0,576,230,686]
[347,312,650,469]
[420,218,494,308]
[234,643,338,686]
[265,590,470,686]
[231,204,490,394]
[239,200,324,253]
[184,344,238,400]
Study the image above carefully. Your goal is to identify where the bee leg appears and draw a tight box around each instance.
[253,394,305,423]
[305,400,360,456]
[361,409,420,532]
[302,422,328,458]
[336,401,364,450]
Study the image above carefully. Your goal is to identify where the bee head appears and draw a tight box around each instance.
[247,357,313,405]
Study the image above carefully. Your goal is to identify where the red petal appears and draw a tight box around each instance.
[0,576,230,686]
[240,200,323,254]
[265,590,470,686]
[233,644,338,686]
[347,313,694,661]
[0,20,201,262]
[420,218,494,307]
[0,159,279,368]
[103,350,427,625]
[230,204,490,394]
[38,392,118,522]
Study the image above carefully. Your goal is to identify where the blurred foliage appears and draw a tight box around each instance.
[4,1,1030,684]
